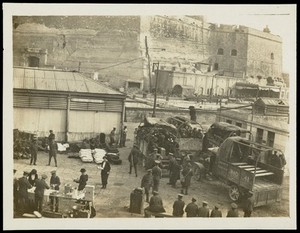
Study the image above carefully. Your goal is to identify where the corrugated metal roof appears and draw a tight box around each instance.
[257,98,289,106]
[13,67,124,96]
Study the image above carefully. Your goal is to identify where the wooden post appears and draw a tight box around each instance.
[145,36,152,92]
[66,95,70,142]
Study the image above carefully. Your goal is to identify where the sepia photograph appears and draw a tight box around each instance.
[3,3,297,230]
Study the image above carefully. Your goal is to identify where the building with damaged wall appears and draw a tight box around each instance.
[13,16,287,98]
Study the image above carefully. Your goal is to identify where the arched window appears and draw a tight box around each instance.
[231,49,237,56]
[271,53,274,60]
[217,48,224,55]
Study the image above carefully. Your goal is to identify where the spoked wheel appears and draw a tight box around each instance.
[229,185,240,201]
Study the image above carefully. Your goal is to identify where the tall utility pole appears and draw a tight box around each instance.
[152,62,159,117]
[145,36,152,92]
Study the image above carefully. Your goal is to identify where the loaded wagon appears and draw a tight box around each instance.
[193,136,285,207]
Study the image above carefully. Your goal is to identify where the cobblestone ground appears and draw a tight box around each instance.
[13,122,289,218]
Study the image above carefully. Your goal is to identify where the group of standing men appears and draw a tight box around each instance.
[14,168,61,215]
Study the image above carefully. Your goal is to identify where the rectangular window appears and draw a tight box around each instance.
[236,122,242,127]
[267,131,275,147]
[256,128,264,144]
[226,120,232,124]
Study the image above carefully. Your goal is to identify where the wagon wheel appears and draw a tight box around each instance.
[229,185,240,201]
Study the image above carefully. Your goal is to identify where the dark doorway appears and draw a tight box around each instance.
[28,56,40,67]
[267,131,275,147]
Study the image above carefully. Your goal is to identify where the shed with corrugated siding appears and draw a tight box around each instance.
[13,66,126,142]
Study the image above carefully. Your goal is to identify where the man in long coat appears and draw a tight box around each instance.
[18,171,32,214]
[227,203,239,217]
[128,144,140,177]
[170,158,181,188]
[172,194,185,217]
[98,156,111,189]
[34,174,50,213]
[185,198,199,217]
[50,170,61,212]
[144,191,165,217]
[243,191,255,217]
[198,201,210,217]
[141,169,153,202]
[181,163,193,195]
[152,160,162,192]
[210,204,222,217]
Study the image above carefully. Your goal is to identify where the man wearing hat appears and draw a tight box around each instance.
[172,194,185,217]
[198,201,210,217]
[146,148,158,169]
[243,191,255,217]
[141,169,153,203]
[144,191,166,217]
[167,153,176,185]
[18,171,32,214]
[181,163,193,195]
[128,144,140,177]
[30,135,38,165]
[210,204,222,217]
[185,198,199,217]
[98,156,111,189]
[226,203,239,217]
[50,170,61,212]
[34,174,50,213]
[47,130,58,167]
[74,168,89,191]
[151,160,162,192]
[170,157,181,188]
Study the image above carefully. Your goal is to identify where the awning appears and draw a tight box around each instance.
[235,82,259,90]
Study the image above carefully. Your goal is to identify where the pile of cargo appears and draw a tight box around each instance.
[92,149,106,164]
[79,149,94,163]
[13,129,35,159]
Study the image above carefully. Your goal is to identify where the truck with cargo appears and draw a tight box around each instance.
[193,136,285,207]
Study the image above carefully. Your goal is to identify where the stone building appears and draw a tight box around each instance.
[13,16,287,98]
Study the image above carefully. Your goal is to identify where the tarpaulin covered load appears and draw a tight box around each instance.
[79,149,93,163]
[92,149,106,164]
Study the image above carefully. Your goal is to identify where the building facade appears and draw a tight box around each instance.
[13,16,288,99]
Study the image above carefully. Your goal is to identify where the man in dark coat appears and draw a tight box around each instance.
[144,191,165,217]
[74,168,89,191]
[48,130,55,143]
[18,171,32,214]
[48,140,58,167]
[141,169,153,203]
[172,194,185,217]
[109,127,116,146]
[227,203,239,217]
[243,191,255,217]
[50,170,61,212]
[185,198,198,217]
[210,204,222,217]
[168,153,176,184]
[98,156,111,189]
[152,160,162,192]
[34,174,50,213]
[30,136,38,165]
[198,201,210,217]
[170,158,181,188]
[128,144,140,177]
[181,163,193,195]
